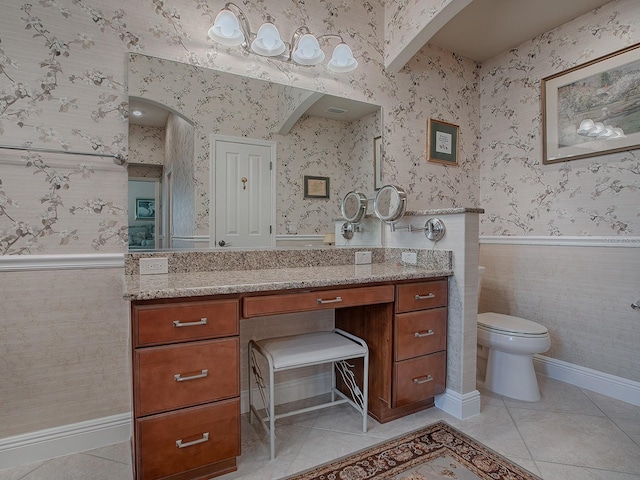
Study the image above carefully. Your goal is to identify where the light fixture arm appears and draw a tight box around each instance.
[222,2,252,49]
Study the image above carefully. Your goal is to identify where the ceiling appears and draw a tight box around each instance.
[129,93,379,128]
[428,0,613,62]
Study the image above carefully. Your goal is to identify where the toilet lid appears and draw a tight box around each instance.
[478,312,548,336]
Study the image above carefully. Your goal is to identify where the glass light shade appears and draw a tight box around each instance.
[251,22,286,56]
[292,34,325,65]
[327,43,357,73]
[208,10,245,46]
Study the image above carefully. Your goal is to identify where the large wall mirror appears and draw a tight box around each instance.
[127,53,382,251]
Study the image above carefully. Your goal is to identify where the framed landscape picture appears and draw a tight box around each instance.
[542,42,640,164]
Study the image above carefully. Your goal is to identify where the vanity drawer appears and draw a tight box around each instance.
[136,398,240,480]
[133,299,239,347]
[243,285,394,318]
[135,338,239,416]
[396,280,447,313]
[394,307,447,361]
[393,351,446,407]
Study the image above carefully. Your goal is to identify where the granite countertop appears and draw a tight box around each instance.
[124,263,452,301]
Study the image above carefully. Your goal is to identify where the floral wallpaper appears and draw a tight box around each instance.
[0,0,487,255]
[164,112,195,239]
[128,125,164,165]
[384,0,455,68]
[479,0,640,236]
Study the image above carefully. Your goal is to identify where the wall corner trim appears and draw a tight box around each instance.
[0,253,125,271]
[435,389,481,419]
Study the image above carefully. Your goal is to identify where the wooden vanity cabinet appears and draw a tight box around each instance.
[131,298,241,480]
[336,277,448,423]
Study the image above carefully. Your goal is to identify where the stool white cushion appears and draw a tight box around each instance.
[256,331,368,370]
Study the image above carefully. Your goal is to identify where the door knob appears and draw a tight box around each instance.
[632,301,640,310]
[218,240,232,247]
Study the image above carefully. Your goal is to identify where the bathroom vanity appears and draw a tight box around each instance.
[124,248,452,480]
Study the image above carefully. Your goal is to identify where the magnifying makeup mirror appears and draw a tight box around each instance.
[340,191,368,239]
[341,191,367,224]
[373,184,407,225]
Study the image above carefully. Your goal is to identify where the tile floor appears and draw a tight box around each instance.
[2,375,639,480]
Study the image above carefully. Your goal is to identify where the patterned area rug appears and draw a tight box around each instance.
[283,421,541,480]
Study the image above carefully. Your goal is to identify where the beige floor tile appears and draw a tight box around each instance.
[536,461,640,479]
[446,403,532,460]
[510,408,640,474]
[7,453,132,480]
[582,390,640,420]
[502,376,605,416]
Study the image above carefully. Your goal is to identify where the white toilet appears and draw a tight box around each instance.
[477,266,550,401]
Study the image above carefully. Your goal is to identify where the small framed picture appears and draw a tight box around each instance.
[135,198,155,220]
[303,175,330,199]
[427,118,459,166]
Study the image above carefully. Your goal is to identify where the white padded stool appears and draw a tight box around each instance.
[248,328,369,459]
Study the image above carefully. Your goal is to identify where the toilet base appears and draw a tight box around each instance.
[484,349,540,401]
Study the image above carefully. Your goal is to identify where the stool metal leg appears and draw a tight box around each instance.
[269,357,276,460]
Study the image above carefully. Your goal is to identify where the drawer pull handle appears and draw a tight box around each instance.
[174,369,208,382]
[176,432,209,449]
[415,293,435,300]
[414,329,435,338]
[413,375,433,385]
[173,317,208,328]
[317,296,343,304]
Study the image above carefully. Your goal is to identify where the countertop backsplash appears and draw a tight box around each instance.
[124,247,451,276]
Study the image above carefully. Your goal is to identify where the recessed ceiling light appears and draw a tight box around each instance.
[132,109,144,116]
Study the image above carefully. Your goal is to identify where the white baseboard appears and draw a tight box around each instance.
[0,413,131,471]
[435,389,481,419]
[534,354,640,406]
[0,373,331,471]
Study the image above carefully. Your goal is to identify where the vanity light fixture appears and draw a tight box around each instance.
[208,2,358,73]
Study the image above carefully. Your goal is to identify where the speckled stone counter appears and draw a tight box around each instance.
[124,263,452,301]
[124,247,452,301]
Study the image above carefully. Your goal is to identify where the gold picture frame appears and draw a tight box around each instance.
[542,42,640,164]
[427,118,459,166]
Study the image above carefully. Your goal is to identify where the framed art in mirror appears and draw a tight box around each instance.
[135,198,155,220]
[542,42,640,164]
[427,119,459,166]
[373,136,382,189]
[303,176,330,199]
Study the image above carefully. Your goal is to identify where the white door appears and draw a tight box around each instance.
[211,135,275,248]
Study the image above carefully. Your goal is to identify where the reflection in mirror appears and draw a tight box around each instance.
[341,191,367,224]
[374,185,407,224]
[127,53,382,251]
